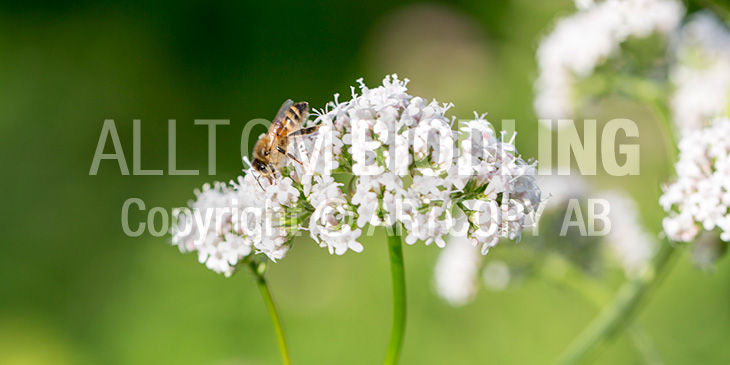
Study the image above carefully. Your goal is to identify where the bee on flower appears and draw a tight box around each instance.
[171,75,544,276]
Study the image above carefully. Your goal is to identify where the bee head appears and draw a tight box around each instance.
[252,158,269,175]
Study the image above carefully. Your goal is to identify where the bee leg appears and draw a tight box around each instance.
[268,164,277,181]
[288,125,321,137]
[255,174,265,191]
[277,146,302,164]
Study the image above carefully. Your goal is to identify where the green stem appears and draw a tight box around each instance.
[626,324,665,365]
[554,242,678,365]
[250,262,291,365]
[560,46,682,365]
[539,256,663,364]
[384,229,406,365]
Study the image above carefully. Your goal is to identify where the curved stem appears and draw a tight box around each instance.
[539,256,663,364]
[251,262,291,365]
[561,49,681,365]
[554,242,678,365]
[384,229,406,365]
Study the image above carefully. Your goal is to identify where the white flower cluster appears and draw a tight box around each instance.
[170,183,248,277]
[661,117,730,242]
[171,75,544,275]
[534,0,684,123]
[308,76,543,255]
[170,174,300,276]
[670,12,730,131]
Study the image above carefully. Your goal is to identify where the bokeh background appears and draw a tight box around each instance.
[2,0,729,364]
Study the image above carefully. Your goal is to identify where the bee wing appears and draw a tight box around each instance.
[273,99,294,124]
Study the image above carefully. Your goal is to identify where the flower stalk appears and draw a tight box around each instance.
[250,261,291,365]
[385,228,406,365]
[537,254,664,364]
[555,241,678,365]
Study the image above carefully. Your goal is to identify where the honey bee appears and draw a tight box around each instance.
[251,99,319,187]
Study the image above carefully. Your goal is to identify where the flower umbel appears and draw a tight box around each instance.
[661,116,730,242]
[171,75,544,275]
[534,0,684,123]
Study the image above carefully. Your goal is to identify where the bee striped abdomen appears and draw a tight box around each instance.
[282,102,309,132]
[288,102,308,121]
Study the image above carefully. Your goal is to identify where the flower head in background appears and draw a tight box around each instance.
[661,116,730,242]
[534,0,684,124]
[531,173,605,274]
[434,233,482,306]
[534,173,655,275]
[539,172,655,276]
[171,75,544,276]
[434,171,656,306]
[597,189,655,276]
[670,12,730,131]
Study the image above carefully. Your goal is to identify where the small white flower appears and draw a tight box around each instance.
[310,195,362,255]
[481,260,511,292]
[663,211,700,242]
[404,205,454,248]
[267,177,300,205]
[352,188,380,228]
[434,234,482,306]
[307,175,343,207]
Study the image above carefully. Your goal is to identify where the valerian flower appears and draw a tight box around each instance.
[670,12,730,131]
[170,174,297,276]
[171,75,544,276]
[661,116,730,242]
[534,0,684,123]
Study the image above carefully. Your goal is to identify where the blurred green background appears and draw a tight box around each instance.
[2,0,729,363]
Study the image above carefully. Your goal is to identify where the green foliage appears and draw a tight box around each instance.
[3,0,730,364]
